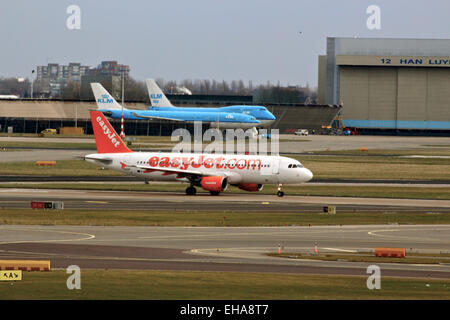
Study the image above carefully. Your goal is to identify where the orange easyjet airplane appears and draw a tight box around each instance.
[85,110,313,196]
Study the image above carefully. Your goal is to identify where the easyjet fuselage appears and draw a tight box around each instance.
[85,152,313,185]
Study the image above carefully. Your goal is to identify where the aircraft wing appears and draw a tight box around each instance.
[128,164,204,177]
[127,164,232,179]
[131,112,185,122]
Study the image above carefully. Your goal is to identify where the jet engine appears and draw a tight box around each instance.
[237,183,263,192]
[200,176,228,192]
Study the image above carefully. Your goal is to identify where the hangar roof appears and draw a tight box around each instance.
[328,37,450,57]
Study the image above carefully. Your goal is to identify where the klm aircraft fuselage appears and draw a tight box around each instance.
[147,105,276,127]
[91,83,261,129]
[146,80,276,127]
[99,109,261,129]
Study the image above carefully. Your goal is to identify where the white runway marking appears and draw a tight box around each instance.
[368,228,450,243]
[0,227,95,244]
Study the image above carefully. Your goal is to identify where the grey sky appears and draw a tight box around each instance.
[1,0,449,87]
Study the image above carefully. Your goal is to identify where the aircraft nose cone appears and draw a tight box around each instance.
[303,168,313,182]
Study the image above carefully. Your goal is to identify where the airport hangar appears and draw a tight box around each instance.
[318,37,450,135]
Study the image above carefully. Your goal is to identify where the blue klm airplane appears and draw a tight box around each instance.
[91,83,261,129]
[146,79,276,127]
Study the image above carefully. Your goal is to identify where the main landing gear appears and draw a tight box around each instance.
[186,186,197,195]
[185,186,221,196]
[277,184,284,197]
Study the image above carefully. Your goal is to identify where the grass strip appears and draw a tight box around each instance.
[0,209,449,226]
[0,161,121,176]
[1,270,449,300]
[296,156,450,180]
[1,183,450,200]
[306,148,450,157]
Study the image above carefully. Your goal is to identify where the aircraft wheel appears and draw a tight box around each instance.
[186,186,197,195]
[277,191,284,197]
[209,191,220,196]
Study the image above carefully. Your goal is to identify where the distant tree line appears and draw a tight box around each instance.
[63,77,148,102]
[0,77,31,97]
[154,78,317,103]
[155,78,250,95]
[1,76,317,104]
[152,78,317,104]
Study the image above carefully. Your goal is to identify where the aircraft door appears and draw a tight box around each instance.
[272,158,280,175]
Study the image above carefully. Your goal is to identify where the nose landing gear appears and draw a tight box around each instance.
[277,184,284,197]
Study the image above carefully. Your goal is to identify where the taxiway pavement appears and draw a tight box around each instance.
[0,224,449,279]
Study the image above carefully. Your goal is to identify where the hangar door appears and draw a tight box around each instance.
[339,66,398,123]
[397,68,450,122]
[340,66,450,128]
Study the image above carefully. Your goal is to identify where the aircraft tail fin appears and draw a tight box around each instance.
[89,110,133,154]
[91,83,126,111]
[146,79,175,107]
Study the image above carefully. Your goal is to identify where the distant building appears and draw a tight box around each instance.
[87,61,130,78]
[34,60,130,98]
[36,63,90,97]
[80,61,130,100]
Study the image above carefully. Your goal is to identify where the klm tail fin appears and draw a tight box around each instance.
[91,83,127,111]
[146,79,175,107]
[90,110,133,154]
